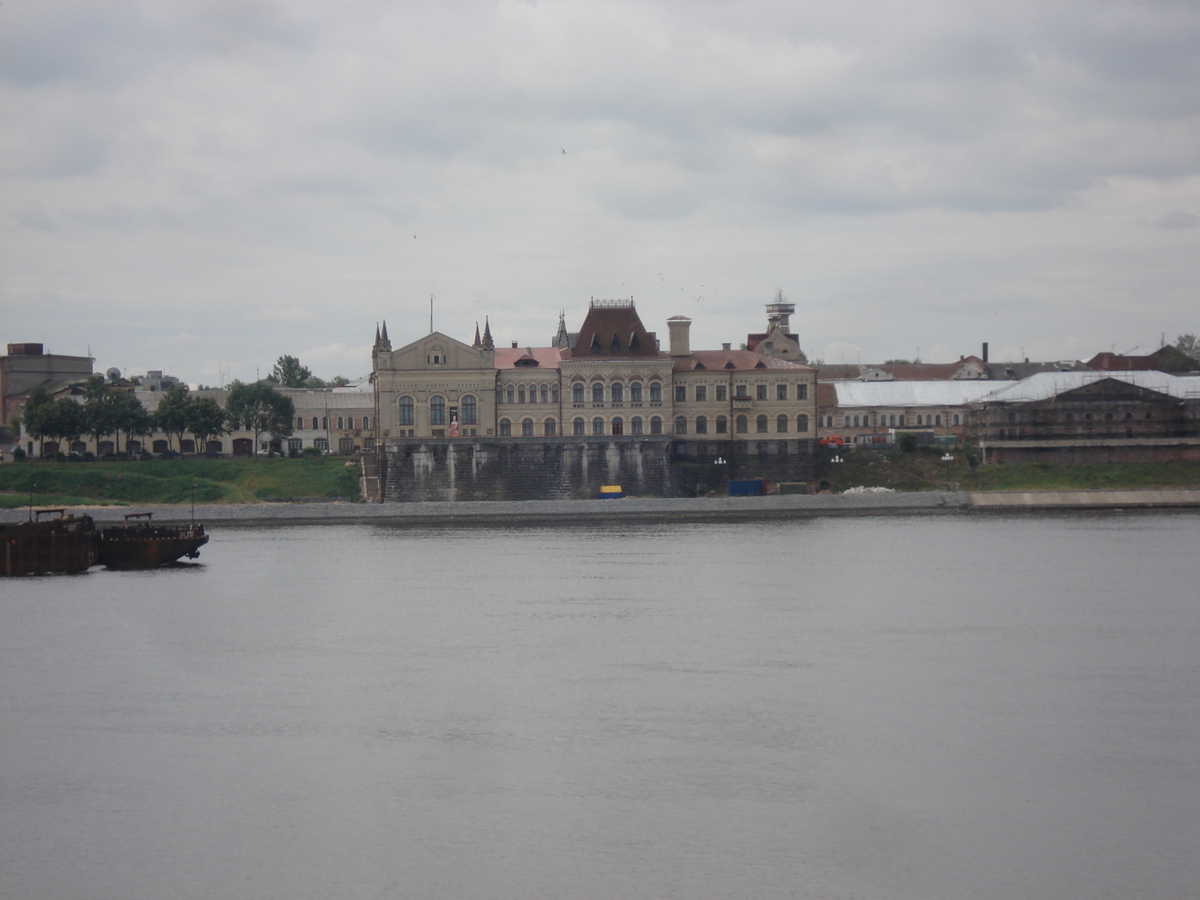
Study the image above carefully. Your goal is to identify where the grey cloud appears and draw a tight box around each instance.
[1154,209,1199,229]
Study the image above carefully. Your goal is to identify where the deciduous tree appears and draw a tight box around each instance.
[18,386,54,452]
[83,375,121,455]
[154,383,191,451]
[42,398,86,451]
[111,390,152,454]
[226,381,295,452]
[187,396,227,453]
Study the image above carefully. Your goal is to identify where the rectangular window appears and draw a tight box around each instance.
[716,384,727,401]
[675,385,687,402]
[735,384,748,398]
[756,384,767,400]
[314,438,329,451]
[797,383,807,400]
[695,385,707,402]
[777,384,788,400]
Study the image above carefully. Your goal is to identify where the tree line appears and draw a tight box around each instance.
[19,376,295,457]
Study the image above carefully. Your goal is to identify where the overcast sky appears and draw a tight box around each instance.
[2,0,1197,385]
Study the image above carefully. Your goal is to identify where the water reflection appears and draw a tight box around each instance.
[2,513,1198,899]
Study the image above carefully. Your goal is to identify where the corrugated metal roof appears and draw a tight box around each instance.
[828,381,999,408]
[978,371,1200,403]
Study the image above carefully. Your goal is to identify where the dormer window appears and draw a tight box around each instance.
[428,345,446,365]
[629,333,640,352]
[590,333,602,352]
[611,333,621,352]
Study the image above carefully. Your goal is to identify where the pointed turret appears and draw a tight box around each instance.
[381,320,390,347]
[473,323,482,349]
[374,323,381,348]
[481,317,494,351]
[554,309,569,348]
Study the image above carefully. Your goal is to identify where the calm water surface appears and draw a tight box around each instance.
[2,513,1198,899]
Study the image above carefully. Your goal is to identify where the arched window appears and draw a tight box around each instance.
[572,383,585,403]
[540,385,549,404]
[797,414,808,432]
[695,416,708,434]
[518,386,526,404]
[1104,412,1113,422]
[650,416,662,434]
[675,416,687,434]
[522,418,534,436]
[649,382,662,402]
[630,383,643,402]
[736,415,748,433]
[756,415,768,433]
[777,414,788,433]
[348,417,356,429]
[853,416,860,427]
[551,385,559,403]
[322,417,328,429]
[612,417,624,435]
[312,416,319,429]
[363,416,371,429]
[592,417,605,435]
[499,418,512,436]
[296,416,303,429]
[631,417,643,434]
[506,386,515,404]
[592,383,604,403]
[337,417,345,429]
[544,418,556,436]
[935,415,942,426]
[898,415,905,426]
[889,414,896,426]
[716,415,727,434]
[430,397,446,426]
[611,383,623,403]
[843,416,851,427]
[573,417,585,435]
[1065,413,1075,422]
[462,395,477,425]
[953,414,960,426]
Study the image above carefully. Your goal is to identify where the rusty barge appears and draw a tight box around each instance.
[97,512,208,569]
[1,509,100,576]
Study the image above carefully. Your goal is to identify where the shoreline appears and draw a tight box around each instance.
[3,488,1200,527]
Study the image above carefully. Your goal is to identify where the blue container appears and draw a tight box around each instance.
[726,479,764,497]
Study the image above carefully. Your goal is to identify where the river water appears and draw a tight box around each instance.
[2,512,1198,899]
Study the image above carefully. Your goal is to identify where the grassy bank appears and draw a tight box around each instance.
[819,446,1200,493]
[0,457,362,508]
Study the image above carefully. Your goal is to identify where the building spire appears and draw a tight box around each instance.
[473,322,482,349]
[481,317,494,351]
[381,320,389,343]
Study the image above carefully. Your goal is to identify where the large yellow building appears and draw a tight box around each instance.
[371,300,818,500]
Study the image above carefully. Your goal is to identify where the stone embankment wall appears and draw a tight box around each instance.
[378,438,819,502]
[381,438,675,502]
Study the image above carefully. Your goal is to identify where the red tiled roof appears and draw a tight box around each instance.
[493,347,566,369]
[1086,352,1156,371]
[568,304,659,359]
[674,350,813,373]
